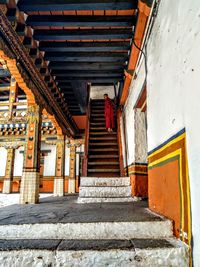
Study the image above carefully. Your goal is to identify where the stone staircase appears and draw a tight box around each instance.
[78,176,139,203]
[0,195,189,266]
[88,99,120,177]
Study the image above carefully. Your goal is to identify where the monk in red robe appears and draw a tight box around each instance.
[104,94,115,132]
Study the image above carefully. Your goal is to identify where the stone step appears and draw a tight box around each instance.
[80,177,130,187]
[77,197,139,203]
[0,220,173,240]
[79,186,131,198]
[0,238,188,267]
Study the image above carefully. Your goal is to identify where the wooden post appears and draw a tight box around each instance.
[68,143,76,193]
[54,135,65,196]
[2,148,15,194]
[8,76,18,120]
[19,104,42,204]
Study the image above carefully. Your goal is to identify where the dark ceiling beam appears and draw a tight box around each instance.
[33,29,132,41]
[57,78,122,83]
[17,0,138,12]
[52,70,123,77]
[56,74,123,78]
[27,15,136,28]
[39,41,131,52]
[49,62,126,71]
[44,52,128,62]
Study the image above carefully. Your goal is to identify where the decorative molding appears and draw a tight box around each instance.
[0,8,77,136]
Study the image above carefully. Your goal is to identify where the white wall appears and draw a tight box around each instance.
[147,0,200,265]
[90,85,115,99]
[13,147,24,176]
[0,147,7,177]
[42,142,56,176]
[121,59,146,166]
[65,146,70,176]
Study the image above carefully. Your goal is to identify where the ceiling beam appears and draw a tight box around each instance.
[55,74,123,79]
[39,41,131,52]
[27,15,136,27]
[52,70,123,78]
[49,62,126,71]
[57,78,122,83]
[18,0,138,12]
[33,29,132,41]
[44,52,128,62]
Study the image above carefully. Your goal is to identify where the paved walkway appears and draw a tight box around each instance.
[0,194,164,225]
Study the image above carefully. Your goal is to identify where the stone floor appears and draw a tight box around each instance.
[0,194,163,225]
[0,193,52,208]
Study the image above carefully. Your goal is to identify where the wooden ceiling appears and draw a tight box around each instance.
[15,0,138,115]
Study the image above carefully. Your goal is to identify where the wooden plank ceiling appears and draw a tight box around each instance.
[15,0,138,115]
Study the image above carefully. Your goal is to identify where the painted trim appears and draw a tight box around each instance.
[148,128,185,156]
[148,130,192,265]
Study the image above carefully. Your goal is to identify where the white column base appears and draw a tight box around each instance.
[2,179,12,194]
[68,178,76,193]
[19,171,40,204]
[53,177,64,197]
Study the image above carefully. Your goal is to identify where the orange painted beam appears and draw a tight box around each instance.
[128,1,151,71]
[120,71,132,106]
[120,1,151,106]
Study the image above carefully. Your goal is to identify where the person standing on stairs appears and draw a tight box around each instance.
[104,94,115,132]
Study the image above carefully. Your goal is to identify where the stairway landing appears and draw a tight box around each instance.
[0,195,189,267]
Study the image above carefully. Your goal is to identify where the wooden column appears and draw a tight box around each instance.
[2,148,15,194]
[68,143,76,194]
[8,76,18,120]
[54,135,65,197]
[39,154,45,189]
[19,104,42,204]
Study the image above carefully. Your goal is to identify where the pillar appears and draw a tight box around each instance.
[68,144,76,193]
[2,148,15,194]
[54,136,65,196]
[19,104,42,204]
[8,76,18,120]
[39,154,45,189]
[129,108,148,197]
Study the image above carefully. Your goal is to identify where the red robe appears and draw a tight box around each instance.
[104,97,115,129]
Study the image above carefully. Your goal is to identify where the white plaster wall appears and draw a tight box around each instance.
[13,147,24,176]
[65,146,70,176]
[121,59,146,166]
[90,85,115,99]
[146,0,200,265]
[42,143,56,176]
[0,147,7,177]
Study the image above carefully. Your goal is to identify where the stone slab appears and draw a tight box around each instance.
[0,196,165,225]
[0,220,173,240]
[80,177,131,187]
[77,197,139,203]
[79,186,132,198]
[0,238,189,267]
[0,238,178,251]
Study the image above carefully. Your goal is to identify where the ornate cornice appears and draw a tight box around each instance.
[0,8,78,137]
